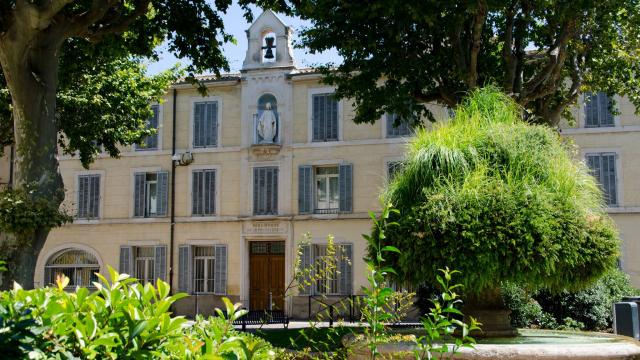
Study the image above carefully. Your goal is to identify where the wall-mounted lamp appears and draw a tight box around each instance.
[172,151,194,166]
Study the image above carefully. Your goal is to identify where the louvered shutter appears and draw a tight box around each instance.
[133,173,146,217]
[205,170,216,215]
[194,103,204,147]
[214,245,227,295]
[156,171,169,217]
[339,164,353,213]
[192,170,203,215]
[584,93,597,127]
[601,93,614,126]
[207,102,218,147]
[329,94,339,140]
[298,166,313,214]
[339,244,353,295]
[119,246,133,275]
[178,245,192,293]
[90,175,100,218]
[77,176,88,218]
[253,167,278,215]
[154,245,167,282]
[602,153,618,206]
[312,94,323,141]
[299,244,312,295]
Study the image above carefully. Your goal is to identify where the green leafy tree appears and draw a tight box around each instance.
[292,0,640,126]
[0,0,281,289]
[381,87,619,334]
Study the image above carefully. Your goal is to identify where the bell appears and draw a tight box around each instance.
[263,37,275,59]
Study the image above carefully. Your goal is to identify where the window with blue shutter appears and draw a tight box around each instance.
[253,167,278,215]
[119,246,133,275]
[586,153,618,207]
[77,174,100,219]
[154,245,167,282]
[136,105,159,150]
[584,92,615,128]
[298,166,313,214]
[179,245,227,295]
[178,245,192,293]
[312,93,339,142]
[339,164,353,213]
[386,113,412,137]
[298,243,353,295]
[193,101,219,148]
[133,171,169,218]
[192,169,216,216]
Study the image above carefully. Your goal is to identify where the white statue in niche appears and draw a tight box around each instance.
[257,102,277,143]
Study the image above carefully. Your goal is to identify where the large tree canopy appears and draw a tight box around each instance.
[294,0,640,126]
[0,0,284,288]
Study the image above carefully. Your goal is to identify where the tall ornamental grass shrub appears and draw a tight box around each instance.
[383,87,619,295]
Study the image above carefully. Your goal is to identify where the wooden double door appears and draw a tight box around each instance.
[249,241,285,311]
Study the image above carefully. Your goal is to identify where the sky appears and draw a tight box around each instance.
[145,4,342,75]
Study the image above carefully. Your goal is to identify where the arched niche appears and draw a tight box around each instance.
[255,93,279,144]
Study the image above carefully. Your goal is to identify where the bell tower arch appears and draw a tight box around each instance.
[242,10,295,70]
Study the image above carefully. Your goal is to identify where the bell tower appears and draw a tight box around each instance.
[242,10,295,71]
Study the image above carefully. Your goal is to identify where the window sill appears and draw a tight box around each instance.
[73,219,101,225]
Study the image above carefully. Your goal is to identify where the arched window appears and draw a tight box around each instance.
[45,249,100,288]
[261,30,276,63]
[255,94,279,144]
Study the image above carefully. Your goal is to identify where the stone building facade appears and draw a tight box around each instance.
[0,11,639,318]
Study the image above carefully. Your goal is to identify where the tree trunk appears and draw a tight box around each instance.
[0,33,64,290]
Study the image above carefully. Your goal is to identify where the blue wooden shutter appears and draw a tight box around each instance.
[156,171,169,216]
[77,175,88,218]
[312,94,323,141]
[298,166,313,214]
[205,170,216,215]
[339,164,353,213]
[584,92,597,127]
[328,94,338,140]
[299,244,312,295]
[339,244,353,295]
[178,245,192,293]
[254,167,278,215]
[154,245,167,282]
[192,170,203,215]
[89,175,100,219]
[193,103,204,147]
[214,245,227,295]
[600,93,614,126]
[602,153,617,206]
[119,246,133,275]
[133,173,146,217]
[207,102,218,147]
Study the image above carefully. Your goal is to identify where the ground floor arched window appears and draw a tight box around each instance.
[44,249,100,288]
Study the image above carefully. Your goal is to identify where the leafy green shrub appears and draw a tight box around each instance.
[0,267,275,359]
[503,269,639,331]
[382,87,619,295]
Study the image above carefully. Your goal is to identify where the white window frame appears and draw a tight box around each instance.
[130,167,165,220]
[134,246,156,285]
[188,165,221,218]
[134,103,163,152]
[582,149,623,208]
[307,87,343,143]
[183,240,228,296]
[189,96,223,152]
[74,170,105,223]
[192,246,216,294]
[580,93,620,129]
[314,166,340,213]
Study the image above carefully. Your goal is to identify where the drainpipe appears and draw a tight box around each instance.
[169,88,177,293]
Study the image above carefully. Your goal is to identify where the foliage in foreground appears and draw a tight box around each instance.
[503,269,640,331]
[0,267,274,359]
[382,87,620,295]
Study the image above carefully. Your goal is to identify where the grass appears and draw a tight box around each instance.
[254,326,364,351]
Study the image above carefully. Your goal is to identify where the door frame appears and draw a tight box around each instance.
[248,241,286,311]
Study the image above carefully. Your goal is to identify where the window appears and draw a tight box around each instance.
[45,249,99,288]
[133,171,168,217]
[135,247,155,285]
[299,244,352,295]
[584,92,615,128]
[315,167,339,213]
[192,169,216,216]
[178,245,227,294]
[77,174,100,219]
[119,245,167,284]
[193,101,218,148]
[253,166,278,215]
[136,105,159,151]
[387,161,404,181]
[299,164,353,214]
[586,152,618,207]
[386,113,412,137]
[312,93,339,142]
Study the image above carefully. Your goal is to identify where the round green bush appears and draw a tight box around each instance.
[383,87,620,295]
